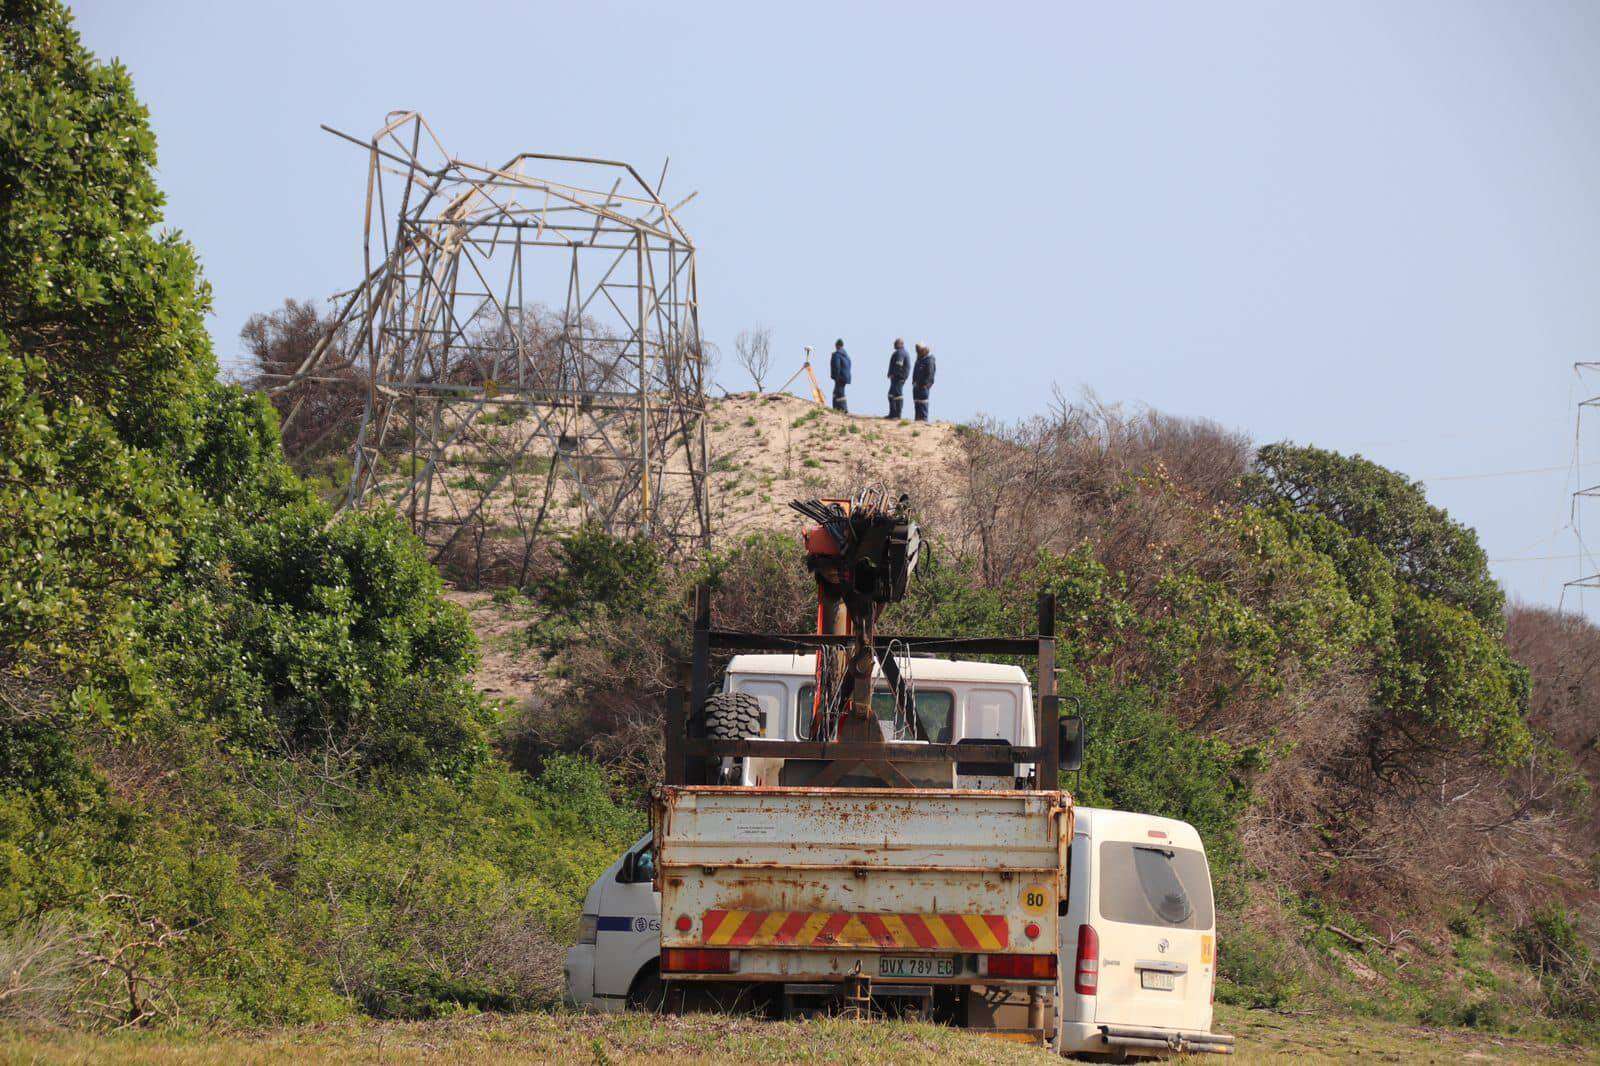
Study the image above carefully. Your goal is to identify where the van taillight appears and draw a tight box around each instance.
[985,953,1057,979]
[662,948,733,973]
[1074,924,1099,995]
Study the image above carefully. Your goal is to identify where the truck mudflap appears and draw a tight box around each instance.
[1096,1023,1236,1055]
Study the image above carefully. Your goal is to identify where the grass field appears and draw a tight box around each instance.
[3,1006,1596,1065]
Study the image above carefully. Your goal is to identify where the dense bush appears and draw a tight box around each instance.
[534,524,667,619]
[0,1,630,1027]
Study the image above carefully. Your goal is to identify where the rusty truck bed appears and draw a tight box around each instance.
[655,786,1071,975]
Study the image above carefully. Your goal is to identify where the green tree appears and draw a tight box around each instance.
[1247,444,1530,764]
[0,0,489,781]
[1246,444,1502,626]
[1,0,219,457]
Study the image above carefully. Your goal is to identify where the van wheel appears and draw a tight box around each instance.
[627,964,667,1012]
[702,692,764,740]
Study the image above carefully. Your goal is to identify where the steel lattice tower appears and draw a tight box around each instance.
[1566,361,1600,608]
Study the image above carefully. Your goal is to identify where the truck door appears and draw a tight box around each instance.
[594,835,663,1003]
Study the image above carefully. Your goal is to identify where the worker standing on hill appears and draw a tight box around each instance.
[886,338,910,419]
[829,339,852,412]
[912,343,936,421]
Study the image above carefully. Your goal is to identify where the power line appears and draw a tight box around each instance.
[1418,459,1600,483]
[1347,421,1551,450]
[1491,553,1586,563]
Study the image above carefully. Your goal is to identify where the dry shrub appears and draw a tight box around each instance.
[1295,603,1600,923]
[321,884,569,1015]
[0,916,84,1023]
[706,532,813,634]
[1507,603,1600,838]
[432,522,546,591]
[1237,663,1367,886]
[928,389,1250,590]
[240,299,364,465]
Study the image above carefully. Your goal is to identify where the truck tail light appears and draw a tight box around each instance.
[577,914,598,945]
[985,953,1057,979]
[662,947,734,973]
[1074,924,1099,995]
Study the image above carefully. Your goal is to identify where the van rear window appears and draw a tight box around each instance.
[1098,842,1213,930]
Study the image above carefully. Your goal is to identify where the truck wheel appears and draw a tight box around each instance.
[702,691,765,740]
[627,964,667,1012]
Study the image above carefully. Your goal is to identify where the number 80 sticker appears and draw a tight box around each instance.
[1020,884,1052,914]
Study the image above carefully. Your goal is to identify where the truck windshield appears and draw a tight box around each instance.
[1097,842,1213,930]
[796,684,954,742]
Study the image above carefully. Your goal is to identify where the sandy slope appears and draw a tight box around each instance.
[702,392,962,541]
[447,391,966,711]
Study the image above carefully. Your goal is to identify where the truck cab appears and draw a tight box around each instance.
[716,653,1038,786]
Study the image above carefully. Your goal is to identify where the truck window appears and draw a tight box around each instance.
[1097,842,1214,930]
[731,679,787,738]
[965,687,1019,741]
[796,684,954,742]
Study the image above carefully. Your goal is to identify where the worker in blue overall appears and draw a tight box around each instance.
[912,343,936,422]
[829,339,852,413]
[886,338,910,419]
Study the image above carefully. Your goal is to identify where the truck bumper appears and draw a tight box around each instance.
[1059,1021,1236,1056]
[563,944,598,1010]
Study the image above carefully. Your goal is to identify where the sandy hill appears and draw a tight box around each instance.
[702,392,963,540]
[450,392,966,708]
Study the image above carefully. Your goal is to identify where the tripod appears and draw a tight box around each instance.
[775,345,826,405]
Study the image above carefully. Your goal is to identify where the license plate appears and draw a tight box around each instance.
[1141,970,1176,991]
[878,955,956,978]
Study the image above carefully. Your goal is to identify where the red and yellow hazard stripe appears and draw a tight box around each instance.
[700,910,1009,950]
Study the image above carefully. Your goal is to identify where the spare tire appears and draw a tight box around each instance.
[702,691,765,740]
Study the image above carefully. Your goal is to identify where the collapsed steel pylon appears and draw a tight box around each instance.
[270,112,711,566]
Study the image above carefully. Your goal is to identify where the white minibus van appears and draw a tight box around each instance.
[1057,807,1233,1057]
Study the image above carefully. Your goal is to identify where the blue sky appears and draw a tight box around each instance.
[72,1,1600,617]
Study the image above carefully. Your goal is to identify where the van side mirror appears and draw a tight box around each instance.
[1059,715,1086,773]
[617,845,657,884]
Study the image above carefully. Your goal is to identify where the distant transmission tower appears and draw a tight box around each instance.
[266,112,711,574]
[1566,361,1600,610]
